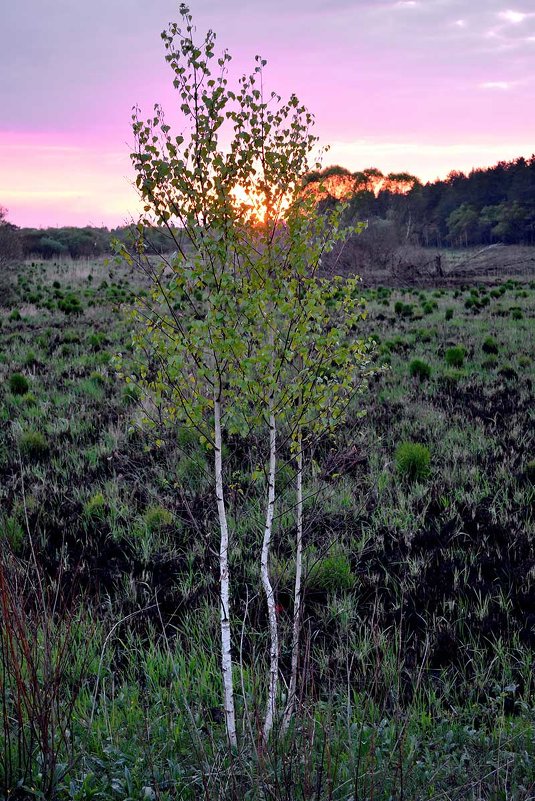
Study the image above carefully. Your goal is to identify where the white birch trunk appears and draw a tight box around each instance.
[214,392,237,749]
[282,435,303,733]
[261,409,278,739]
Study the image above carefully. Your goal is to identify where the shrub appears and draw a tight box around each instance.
[482,336,499,355]
[518,355,531,368]
[511,308,523,320]
[482,356,498,370]
[9,309,21,321]
[409,359,432,381]
[395,441,431,482]
[9,373,30,395]
[445,346,466,368]
[144,505,173,532]
[445,307,454,321]
[19,430,49,459]
[394,300,404,315]
[307,552,354,593]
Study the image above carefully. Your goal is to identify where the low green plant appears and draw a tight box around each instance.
[9,373,30,395]
[409,359,431,382]
[18,430,49,459]
[1,516,25,552]
[482,336,499,354]
[445,307,454,320]
[499,364,517,381]
[83,491,107,519]
[89,371,106,386]
[445,346,466,368]
[9,309,21,322]
[144,505,173,531]
[307,551,354,593]
[395,441,431,482]
[58,294,83,315]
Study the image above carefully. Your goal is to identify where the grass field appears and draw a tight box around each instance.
[0,257,534,799]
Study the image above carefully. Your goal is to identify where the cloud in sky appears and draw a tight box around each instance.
[498,9,530,24]
[1,0,534,225]
[479,81,512,89]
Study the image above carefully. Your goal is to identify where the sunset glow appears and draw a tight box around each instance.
[2,1,535,228]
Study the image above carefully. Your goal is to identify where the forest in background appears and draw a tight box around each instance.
[311,154,535,248]
[1,155,535,264]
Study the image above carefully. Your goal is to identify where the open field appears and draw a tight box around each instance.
[0,256,534,799]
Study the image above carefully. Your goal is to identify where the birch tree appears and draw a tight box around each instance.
[117,3,373,746]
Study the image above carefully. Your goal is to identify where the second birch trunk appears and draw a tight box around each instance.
[214,392,237,749]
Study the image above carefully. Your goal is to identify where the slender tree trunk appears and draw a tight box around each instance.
[282,433,303,732]
[214,390,237,749]
[261,409,278,739]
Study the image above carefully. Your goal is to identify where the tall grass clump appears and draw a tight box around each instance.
[445,345,466,368]
[395,441,431,482]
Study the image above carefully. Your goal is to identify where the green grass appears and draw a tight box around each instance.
[0,258,534,798]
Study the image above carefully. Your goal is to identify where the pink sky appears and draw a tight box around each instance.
[1,0,534,228]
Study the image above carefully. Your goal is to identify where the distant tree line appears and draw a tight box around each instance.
[310,155,535,248]
[2,155,535,263]
[0,215,177,261]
